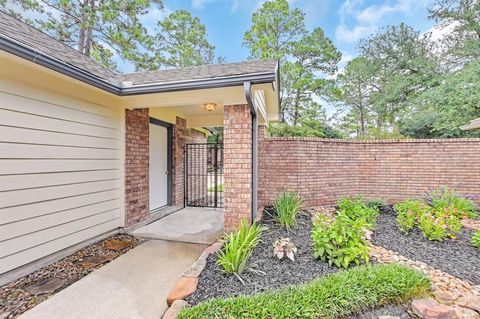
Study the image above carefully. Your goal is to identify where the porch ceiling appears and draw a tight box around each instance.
[140,83,279,128]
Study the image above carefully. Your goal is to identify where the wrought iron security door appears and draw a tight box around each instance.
[185,143,224,208]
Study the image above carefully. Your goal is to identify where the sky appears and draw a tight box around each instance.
[131,0,437,73]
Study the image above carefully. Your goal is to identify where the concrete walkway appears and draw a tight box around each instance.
[19,240,206,319]
[132,207,224,245]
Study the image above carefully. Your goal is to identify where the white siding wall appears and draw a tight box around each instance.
[0,78,123,275]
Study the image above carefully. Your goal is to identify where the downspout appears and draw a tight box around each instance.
[244,82,258,222]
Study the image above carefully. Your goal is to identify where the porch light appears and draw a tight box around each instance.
[203,103,217,112]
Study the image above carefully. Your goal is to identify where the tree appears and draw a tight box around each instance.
[151,10,217,69]
[333,57,377,137]
[243,0,340,124]
[1,0,163,70]
[282,28,341,125]
[429,0,480,68]
[243,0,305,61]
[358,23,439,130]
[401,60,480,137]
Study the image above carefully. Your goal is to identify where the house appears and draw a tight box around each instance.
[0,11,279,284]
[461,118,480,131]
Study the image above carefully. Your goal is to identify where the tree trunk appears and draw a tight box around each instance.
[292,89,301,126]
[77,0,89,53]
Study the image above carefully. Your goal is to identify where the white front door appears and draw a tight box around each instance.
[149,123,168,211]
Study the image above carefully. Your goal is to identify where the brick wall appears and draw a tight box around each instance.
[224,104,252,232]
[258,128,480,208]
[125,108,150,227]
[172,117,207,206]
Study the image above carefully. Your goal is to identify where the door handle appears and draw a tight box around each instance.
[165,170,170,175]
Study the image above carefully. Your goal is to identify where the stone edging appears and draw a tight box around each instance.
[162,241,222,319]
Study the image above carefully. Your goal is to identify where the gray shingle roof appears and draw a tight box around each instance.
[0,10,118,80]
[0,10,277,88]
[119,60,278,85]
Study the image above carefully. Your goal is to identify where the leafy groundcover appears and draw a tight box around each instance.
[178,264,431,319]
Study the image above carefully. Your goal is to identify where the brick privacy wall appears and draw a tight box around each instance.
[125,108,149,227]
[224,104,252,232]
[173,117,207,206]
[258,127,480,208]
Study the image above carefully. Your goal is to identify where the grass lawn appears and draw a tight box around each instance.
[208,184,224,192]
[178,264,430,319]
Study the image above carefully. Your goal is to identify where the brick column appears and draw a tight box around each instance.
[125,108,149,227]
[223,104,252,232]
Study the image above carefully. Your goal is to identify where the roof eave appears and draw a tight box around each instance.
[1,36,277,96]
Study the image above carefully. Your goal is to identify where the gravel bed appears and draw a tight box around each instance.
[187,210,339,305]
[372,206,480,285]
[0,234,141,319]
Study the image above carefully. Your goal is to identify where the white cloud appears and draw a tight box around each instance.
[335,0,431,44]
[335,24,377,43]
[192,0,207,9]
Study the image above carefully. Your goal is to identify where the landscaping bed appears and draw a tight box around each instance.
[186,210,339,305]
[0,234,141,319]
[372,206,480,285]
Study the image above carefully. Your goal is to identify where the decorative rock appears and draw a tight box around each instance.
[378,316,401,319]
[104,239,130,251]
[433,290,461,305]
[411,298,456,319]
[162,300,189,319]
[451,306,480,319]
[24,277,68,295]
[0,312,11,319]
[79,255,115,269]
[457,293,480,313]
[204,242,221,255]
[183,252,208,278]
[166,276,198,306]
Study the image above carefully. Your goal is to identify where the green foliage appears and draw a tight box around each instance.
[216,220,264,277]
[178,264,431,319]
[366,198,386,210]
[472,231,480,249]
[244,0,340,125]
[153,10,218,68]
[267,120,344,139]
[417,208,462,241]
[425,186,479,219]
[393,189,471,241]
[338,196,379,230]
[2,0,164,70]
[273,191,303,230]
[394,200,428,234]
[311,213,369,269]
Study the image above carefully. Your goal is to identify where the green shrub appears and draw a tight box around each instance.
[311,213,369,268]
[216,220,265,277]
[394,199,463,241]
[338,196,379,229]
[394,200,429,234]
[425,186,479,219]
[274,191,303,230]
[178,264,431,319]
[366,198,386,209]
[471,230,480,248]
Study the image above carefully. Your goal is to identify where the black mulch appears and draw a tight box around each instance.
[372,206,480,285]
[186,210,339,305]
[349,304,413,319]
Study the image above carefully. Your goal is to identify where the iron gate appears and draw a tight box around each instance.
[185,143,224,208]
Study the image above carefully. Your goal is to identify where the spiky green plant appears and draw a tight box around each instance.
[472,230,480,248]
[216,220,265,281]
[274,191,303,230]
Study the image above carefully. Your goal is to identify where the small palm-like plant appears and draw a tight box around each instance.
[216,220,265,282]
[274,191,303,230]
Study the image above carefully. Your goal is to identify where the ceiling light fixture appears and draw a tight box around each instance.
[204,103,217,112]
